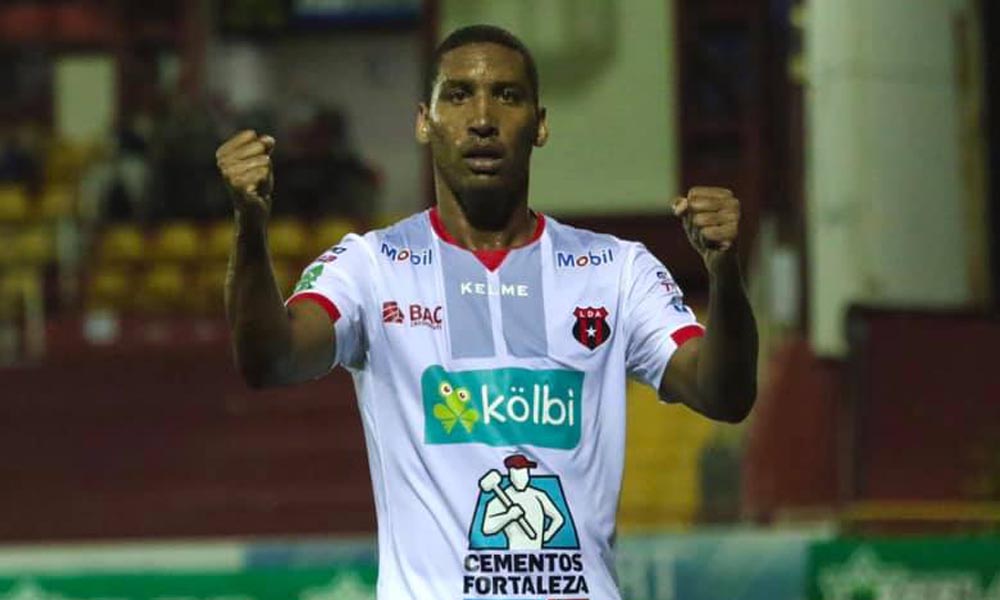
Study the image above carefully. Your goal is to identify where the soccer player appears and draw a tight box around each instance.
[217,24,757,600]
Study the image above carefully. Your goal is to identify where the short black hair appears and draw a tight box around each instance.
[425,25,540,105]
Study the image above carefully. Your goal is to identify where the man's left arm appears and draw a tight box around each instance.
[659,187,759,423]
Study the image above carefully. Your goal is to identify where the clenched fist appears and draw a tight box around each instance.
[673,186,741,268]
[215,130,276,217]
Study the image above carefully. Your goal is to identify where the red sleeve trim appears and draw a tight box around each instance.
[670,324,705,347]
[287,292,341,323]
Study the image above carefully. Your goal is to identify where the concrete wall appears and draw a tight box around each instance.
[805,0,980,355]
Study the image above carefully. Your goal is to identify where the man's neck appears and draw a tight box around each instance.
[435,187,537,251]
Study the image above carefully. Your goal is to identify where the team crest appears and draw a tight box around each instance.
[572,306,611,350]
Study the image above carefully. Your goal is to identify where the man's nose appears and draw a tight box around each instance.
[469,121,498,138]
[469,97,498,138]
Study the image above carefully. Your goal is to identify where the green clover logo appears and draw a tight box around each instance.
[293,264,324,293]
[432,380,479,434]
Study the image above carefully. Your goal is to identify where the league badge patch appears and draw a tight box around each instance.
[572,306,610,350]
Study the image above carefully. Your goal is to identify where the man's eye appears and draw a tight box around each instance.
[447,89,469,102]
[499,88,522,103]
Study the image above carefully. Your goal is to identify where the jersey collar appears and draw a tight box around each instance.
[428,206,546,271]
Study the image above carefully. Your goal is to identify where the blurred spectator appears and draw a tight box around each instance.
[79,117,155,224]
[149,92,228,221]
[275,107,379,220]
[0,120,42,190]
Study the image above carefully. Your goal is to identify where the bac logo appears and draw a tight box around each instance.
[382,301,404,324]
[383,300,443,329]
[556,248,614,268]
[381,242,432,265]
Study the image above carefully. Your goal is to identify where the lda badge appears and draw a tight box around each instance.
[572,306,611,350]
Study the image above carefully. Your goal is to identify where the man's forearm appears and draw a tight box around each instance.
[696,251,759,422]
[225,209,293,387]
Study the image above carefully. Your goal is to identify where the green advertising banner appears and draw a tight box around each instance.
[0,568,376,600]
[808,539,1000,600]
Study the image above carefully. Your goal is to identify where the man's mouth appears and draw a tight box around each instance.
[462,146,504,174]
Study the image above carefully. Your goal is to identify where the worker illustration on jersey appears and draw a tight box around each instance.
[478,454,565,550]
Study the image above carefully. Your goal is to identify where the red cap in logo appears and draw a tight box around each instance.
[504,454,537,470]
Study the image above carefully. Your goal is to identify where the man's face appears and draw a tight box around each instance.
[509,467,530,491]
[417,42,548,228]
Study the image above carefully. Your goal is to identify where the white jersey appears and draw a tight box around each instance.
[287,208,704,600]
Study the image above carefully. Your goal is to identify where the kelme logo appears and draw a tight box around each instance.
[422,365,583,449]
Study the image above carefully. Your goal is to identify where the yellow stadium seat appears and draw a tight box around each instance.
[16,226,56,266]
[192,263,228,316]
[310,217,357,257]
[36,184,75,220]
[45,141,92,184]
[273,261,297,298]
[0,270,26,319]
[0,228,17,266]
[204,221,234,261]
[86,266,131,312]
[0,185,30,223]
[134,264,186,315]
[269,219,309,260]
[618,381,719,529]
[0,268,43,319]
[98,225,145,264]
[152,222,201,261]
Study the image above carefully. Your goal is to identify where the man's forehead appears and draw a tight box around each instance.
[437,42,529,83]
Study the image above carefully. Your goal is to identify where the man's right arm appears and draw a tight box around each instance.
[218,130,336,389]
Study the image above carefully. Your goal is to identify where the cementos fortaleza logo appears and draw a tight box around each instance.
[422,366,583,450]
[556,247,614,268]
[380,242,432,265]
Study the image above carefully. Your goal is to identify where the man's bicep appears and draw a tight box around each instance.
[288,300,337,382]
[658,336,702,409]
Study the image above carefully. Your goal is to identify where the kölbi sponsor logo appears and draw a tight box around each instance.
[380,242,433,265]
[460,282,529,297]
[422,365,583,449]
[556,248,614,268]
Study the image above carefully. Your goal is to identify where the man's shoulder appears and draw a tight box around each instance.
[369,210,434,249]
[544,216,636,249]
[543,215,640,267]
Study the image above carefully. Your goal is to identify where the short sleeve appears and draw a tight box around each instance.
[623,243,705,394]
[285,233,372,370]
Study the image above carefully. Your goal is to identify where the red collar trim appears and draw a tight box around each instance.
[429,206,546,271]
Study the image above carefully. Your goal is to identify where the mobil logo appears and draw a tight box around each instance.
[381,242,433,265]
[422,365,583,450]
[556,247,614,268]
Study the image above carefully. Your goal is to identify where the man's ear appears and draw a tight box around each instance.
[534,107,549,147]
[415,102,431,145]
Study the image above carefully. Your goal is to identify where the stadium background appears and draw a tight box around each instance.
[0,0,998,598]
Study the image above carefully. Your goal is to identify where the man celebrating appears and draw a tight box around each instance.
[217,24,757,600]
